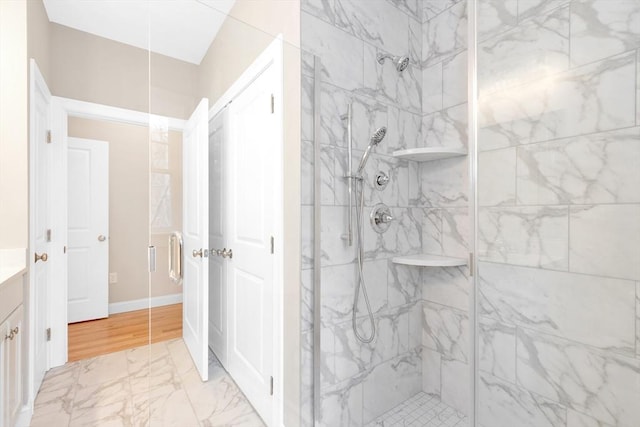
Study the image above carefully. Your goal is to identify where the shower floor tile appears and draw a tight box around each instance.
[365,392,468,427]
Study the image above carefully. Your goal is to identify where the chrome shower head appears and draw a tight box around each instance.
[377,53,410,72]
[396,56,410,72]
[356,126,387,176]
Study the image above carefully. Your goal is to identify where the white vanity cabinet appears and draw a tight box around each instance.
[0,249,27,427]
[1,305,23,427]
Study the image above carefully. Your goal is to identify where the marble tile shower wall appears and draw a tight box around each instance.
[300,0,431,426]
[476,1,640,427]
[418,0,472,419]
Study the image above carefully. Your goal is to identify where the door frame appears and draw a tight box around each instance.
[208,36,284,427]
[28,58,52,420]
[47,97,185,367]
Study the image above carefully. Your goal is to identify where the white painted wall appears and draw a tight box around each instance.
[0,0,28,250]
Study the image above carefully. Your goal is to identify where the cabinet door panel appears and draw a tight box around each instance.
[2,305,23,427]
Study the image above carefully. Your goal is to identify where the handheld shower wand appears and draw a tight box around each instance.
[356,126,387,176]
[350,126,387,343]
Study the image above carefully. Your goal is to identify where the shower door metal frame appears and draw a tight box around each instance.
[467,0,479,425]
[312,55,323,427]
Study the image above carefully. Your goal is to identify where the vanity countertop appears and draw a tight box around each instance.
[0,248,27,285]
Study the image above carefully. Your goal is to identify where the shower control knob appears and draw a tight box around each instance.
[370,204,394,234]
[377,213,394,224]
[374,171,390,190]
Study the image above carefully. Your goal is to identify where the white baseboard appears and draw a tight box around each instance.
[108,293,183,315]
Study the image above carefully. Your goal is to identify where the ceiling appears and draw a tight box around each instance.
[42,0,237,65]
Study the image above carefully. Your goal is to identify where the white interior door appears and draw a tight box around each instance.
[66,138,109,323]
[29,60,51,396]
[227,64,277,424]
[208,112,226,365]
[182,98,209,381]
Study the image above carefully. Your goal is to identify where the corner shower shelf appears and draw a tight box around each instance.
[392,147,467,162]
[392,254,467,267]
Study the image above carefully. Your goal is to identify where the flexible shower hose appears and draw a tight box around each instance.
[352,177,376,343]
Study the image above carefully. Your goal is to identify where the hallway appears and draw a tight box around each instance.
[30,338,264,426]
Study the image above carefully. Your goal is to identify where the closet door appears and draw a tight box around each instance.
[181,98,210,381]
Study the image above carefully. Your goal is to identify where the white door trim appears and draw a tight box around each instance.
[54,97,186,132]
[208,35,284,427]
[48,97,185,368]
[28,58,52,419]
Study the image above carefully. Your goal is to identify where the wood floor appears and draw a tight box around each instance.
[67,303,182,362]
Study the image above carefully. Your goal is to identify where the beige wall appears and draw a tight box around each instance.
[150,53,199,120]
[27,0,50,84]
[68,117,183,304]
[0,0,28,249]
[50,23,148,115]
[228,0,300,47]
[198,0,300,102]
[200,1,301,424]
[25,0,193,304]
[49,22,198,119]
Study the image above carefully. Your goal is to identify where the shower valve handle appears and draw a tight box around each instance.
[376,174,389,186]
[377,213,394,224]
[370,204,394,234]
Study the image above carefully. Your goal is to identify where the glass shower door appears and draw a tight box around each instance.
[301,0,475,424]
[146,4,304,425]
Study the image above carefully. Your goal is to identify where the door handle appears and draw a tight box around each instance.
[169,232,183,284]
[192,248,203,258]
[4,327,18,341]
[208,248,232,258]
[98,235,106,242]
[148,246,156,272]
[34,252,48,263]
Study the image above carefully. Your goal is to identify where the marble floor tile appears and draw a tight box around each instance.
[166,336,195,377]
[32,363,80,418]
[132,389,200,427]
[31,338,264,427]
[29,406,72,427]
[72,378,132,412]
[77,350,130,387]
[69,396,133,427]
[129,351,182,396]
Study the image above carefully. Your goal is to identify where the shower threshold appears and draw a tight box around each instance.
[365,392,468,427]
